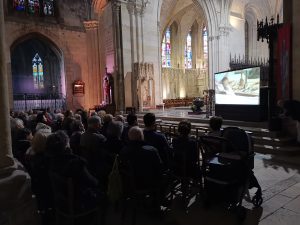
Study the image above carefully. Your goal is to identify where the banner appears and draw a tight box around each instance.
[276,24,292,101]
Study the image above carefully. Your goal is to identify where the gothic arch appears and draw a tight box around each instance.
[10,33,67,97]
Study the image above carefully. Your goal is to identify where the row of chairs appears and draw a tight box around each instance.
[47,127,261,225]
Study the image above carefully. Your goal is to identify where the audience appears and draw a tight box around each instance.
[208,116,223,137]
[8,107,235,221]
[143,113,170,167]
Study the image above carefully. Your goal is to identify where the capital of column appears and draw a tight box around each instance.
[112,0,122,12]
[218,26,231,36]
[208,35,220,41]
[84,20,99,31]
[127,1,135,15]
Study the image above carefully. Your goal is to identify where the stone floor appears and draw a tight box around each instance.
[105,153,300,225]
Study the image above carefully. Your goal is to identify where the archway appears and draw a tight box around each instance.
[10,34,66,111]
[159,0,210,101]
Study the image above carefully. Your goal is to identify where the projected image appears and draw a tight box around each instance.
[215,67,260,105]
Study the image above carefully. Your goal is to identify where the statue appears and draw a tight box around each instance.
[103,68,113,105]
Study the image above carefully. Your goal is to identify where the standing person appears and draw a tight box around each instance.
[143,113,170,168]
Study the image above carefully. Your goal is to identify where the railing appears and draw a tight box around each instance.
[13,93,66,112]
[229,54,269,86]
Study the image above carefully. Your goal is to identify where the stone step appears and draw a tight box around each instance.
[252,136,295,146]
[254,144,300,156]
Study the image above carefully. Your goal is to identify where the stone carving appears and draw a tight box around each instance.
[134,63,154,109]
[83,20,99,30]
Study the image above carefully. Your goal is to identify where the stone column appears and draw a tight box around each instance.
[0,0,38,223]
[84,20,103,107]
[112,0,125,112]
[127,1,139,110]
[0,5,14,170]
[292,0,300,100]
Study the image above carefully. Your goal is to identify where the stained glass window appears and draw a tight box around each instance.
[203,26,208,67]
[13,0,54,16]
[162,28,171,68]
[32,54,44,89]
[28,0,40,15]
[13,0,26,11]
[185,31,192,69]
[43,0,54,16]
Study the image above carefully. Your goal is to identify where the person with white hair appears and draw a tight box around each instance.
[120,126,163,191]
[26,128,53,211]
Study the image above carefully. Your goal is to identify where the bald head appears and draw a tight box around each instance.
[128,126,144,141]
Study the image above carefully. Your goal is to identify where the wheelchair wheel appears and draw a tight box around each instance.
[252,194,263,207]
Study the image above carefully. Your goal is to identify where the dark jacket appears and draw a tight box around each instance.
[120,141,163,191]
[48,151,102,211]
[80,129,108,180]
[143,129,170,167]
[172,136,199,178]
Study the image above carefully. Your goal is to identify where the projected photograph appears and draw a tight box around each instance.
[215,67,261,105]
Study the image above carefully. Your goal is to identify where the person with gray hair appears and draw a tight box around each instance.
[80,116,107,181]
[105,121,124,154]
[120,126,163,191]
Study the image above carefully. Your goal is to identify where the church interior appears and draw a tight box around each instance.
[1,0,300,225]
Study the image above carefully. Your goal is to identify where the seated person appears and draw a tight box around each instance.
[172,121,199,178]
[26,128,52,211]
[208,116,223,137]
[120,127,163,192]
[70,120,85,156]
[80,116,108,183]
[46,131,104,212]
[105,121,124,155]
[13,128,33,166]
[143,113,170,167]
[100,114,113,137]
[122,113,138,143]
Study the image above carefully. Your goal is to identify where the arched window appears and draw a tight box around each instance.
[162,28,171,68]
[203,26,208,60]
[185,31,192,69]
[43,0,54,16]
[13,0,26,11]
[32,53,44,89]
[28,0,40,15]
[13,0,54,16]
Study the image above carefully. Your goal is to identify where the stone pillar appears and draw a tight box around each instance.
[292,0,300,100]
[0,0,38,223]
[127,1,138,110]
[112,0,125,112]
[84,20,103,107]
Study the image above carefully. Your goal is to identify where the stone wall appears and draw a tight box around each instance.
[162,68,207,99]
[3,0,104,110]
